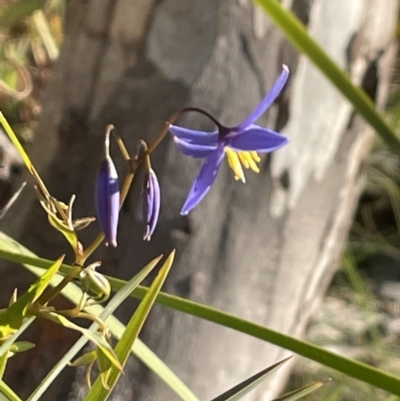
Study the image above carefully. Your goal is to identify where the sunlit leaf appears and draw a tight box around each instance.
[254,0,400,156]
[69,350,97,367]
[9,341,35,354]
[83,250,175,401]
[0,353,8,381]
[47,212,78,249]
[0,380,22,401]
[0,234,196,401]
[25,254,197,401]
[43,312,122,372]
[210,357,291,401]
[270,380,327,401]
[0,256,63,342]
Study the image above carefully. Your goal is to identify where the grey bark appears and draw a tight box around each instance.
[0,0,397,400]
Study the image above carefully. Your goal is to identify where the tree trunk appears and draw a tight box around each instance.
[1,0,398,400]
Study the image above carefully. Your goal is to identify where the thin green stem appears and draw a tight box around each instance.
[111,126,131,162]
[36,264,81,306]
[0,113,50,198]
[0,381,23,401]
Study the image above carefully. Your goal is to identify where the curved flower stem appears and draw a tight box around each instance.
[110,125,131,162]
[84,107,220,262]
[147,107,223,155]
[58,310,109,334]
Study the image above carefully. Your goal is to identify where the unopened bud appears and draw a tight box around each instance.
[96,131,120,247]
[142,168,161,240]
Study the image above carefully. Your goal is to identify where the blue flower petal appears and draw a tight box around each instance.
[174,137,217,158]
[96,157,120,247]
[181,146,225,215]
[169,124,218,146]
[227,126,289,152]
[233,65,289,131]
[143,169,161,240]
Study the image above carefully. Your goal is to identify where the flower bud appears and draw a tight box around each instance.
[81,263,111,303]
[142,168,160,240]
[96,133,120,247]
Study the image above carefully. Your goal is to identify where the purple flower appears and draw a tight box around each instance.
[142,168,161,240]
[96,155,120,247]
[170,65,290,215]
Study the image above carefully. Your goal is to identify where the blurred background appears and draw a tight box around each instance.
[1,1,400,400]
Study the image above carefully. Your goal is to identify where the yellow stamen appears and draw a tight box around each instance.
[250,151,261,162]
[238,152,250,169]
[225,148,246,183]
[238,151,260,173]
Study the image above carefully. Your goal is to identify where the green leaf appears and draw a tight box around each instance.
[0,380,22,401]
[0,317,34,361]
[0,0,46,28]
[47,212,78,250]
[0,256,63,341]
[270,380,327,401]
[84,250,176,401]
[254,0,400,156]
[9,341,35,354]
[0,233,197,401]
[0,233,397,397]
[0,353,8,381]
[120,285,400,397]
[69,350,97,367]
[97,349,112,390]
[210,357,291,401]
[42,312,122,372]
[26,253,198,401]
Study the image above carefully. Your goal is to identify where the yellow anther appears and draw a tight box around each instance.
[238,152,250,169]
[238,151,260,173]
[250,151,261,163]
[225,148,246,183]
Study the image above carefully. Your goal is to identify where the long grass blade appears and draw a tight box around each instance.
[254,0,400,156]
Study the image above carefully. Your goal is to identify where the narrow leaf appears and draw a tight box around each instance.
[123,285,400,397]
[0,353,8,381]
[9,341,35,354]
[26,254,194,401]
[0,256,63,341]
[270,380,327,401]
[0,381,22,401]
[69,350,97,367]
[0,231,397,398]
[47,213,78,249]
[254,0,400,156]
[210,357,292,401]
[84,250,175,401]
[43,312,122,372]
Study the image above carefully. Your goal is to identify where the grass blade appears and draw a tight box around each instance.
[26,255,162,401]
[122,285,400,397]
[254,0,400,156]
[210,357,291,401]
[270,380,326,401]
[0,381,22,401]
[83,251,175,401]
[0,234,198,401]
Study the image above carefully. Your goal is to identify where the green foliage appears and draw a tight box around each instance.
[1,1,400,400]
[255,0,400,156]
[0,0,46,28]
